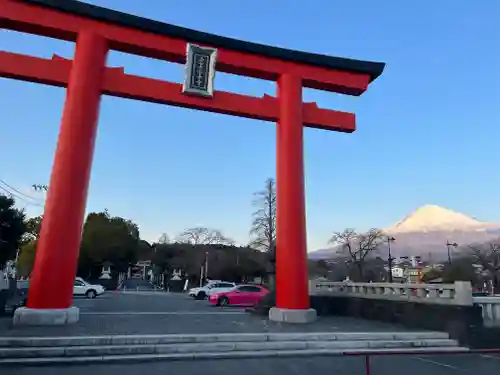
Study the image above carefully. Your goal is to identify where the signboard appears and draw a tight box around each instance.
[182,43,217,98]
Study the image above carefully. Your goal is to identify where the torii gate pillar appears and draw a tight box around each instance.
[270,74,316,323]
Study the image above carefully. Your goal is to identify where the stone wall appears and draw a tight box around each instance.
[310,295,500,348]
[249,292,500,348]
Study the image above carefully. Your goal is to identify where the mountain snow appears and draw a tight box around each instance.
[309,205,500,260]
[385,205,500,233]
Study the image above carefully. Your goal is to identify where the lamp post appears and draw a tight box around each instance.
[204,251,209,282]
[387,236,396,283]
[446,241,458,265]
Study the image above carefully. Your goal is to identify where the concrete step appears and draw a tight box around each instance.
[0,331,451,348]
[0,338,460,359]
[0,331,463,365]
[0,346,470,366]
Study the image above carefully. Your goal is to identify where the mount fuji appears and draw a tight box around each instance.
[309,205,500,261]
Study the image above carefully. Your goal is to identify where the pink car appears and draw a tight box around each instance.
[209,284,270,307]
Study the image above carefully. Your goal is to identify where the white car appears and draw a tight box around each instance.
[189,281,235,300]
[188,280,221,298]
[74,277,105,299]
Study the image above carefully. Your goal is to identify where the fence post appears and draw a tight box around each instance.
[454,281,473,305]
[364,356,371,375]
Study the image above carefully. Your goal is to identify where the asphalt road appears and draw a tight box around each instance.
[5,354,500,375]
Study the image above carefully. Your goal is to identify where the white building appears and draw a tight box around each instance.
[391,266,405,279]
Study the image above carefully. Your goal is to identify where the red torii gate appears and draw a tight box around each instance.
[1,0,384,325]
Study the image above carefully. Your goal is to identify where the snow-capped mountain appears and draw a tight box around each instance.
[309,205,500,260]
[385,205,499,234]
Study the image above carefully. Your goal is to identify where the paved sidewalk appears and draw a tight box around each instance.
[0,293,417,337]
[0,309,416,336]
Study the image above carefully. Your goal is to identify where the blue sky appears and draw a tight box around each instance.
[1,0,499,251]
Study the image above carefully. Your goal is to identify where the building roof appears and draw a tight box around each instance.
[21,0,385,82]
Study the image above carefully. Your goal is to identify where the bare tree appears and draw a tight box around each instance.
[328,228,385,281]
[157,233,170,244]
[249,178,276,252]
[176,227,234,245]
[469,242,500,292]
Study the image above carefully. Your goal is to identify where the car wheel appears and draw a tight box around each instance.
[218,296,229,307]
[197,291,206,300]
[86,290,97,299]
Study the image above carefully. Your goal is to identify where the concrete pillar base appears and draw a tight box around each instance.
[13,307,79,326]
[269,307,317,323]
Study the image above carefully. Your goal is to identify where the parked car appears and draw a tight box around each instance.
[205,282,237,298]
[188,279,226,297]
[74,278,105,298]
[209,284,269,307]
[189,281,235,300]
[188,280,219,298]
[16,278,105,300]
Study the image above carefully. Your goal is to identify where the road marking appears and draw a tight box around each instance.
[412,356,460,370]
[80,311,247,315]
[481,354,500,361]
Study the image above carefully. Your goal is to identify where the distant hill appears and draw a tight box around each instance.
[309,205,500,261]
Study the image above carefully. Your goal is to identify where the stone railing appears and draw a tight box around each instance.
[311,280,500,327]
[473,296,500,327]
[310,280,473,306]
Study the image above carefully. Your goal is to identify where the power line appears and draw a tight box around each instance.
[0,179,44,203]
[0,184,44,207]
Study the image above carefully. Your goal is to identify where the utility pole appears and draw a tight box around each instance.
[446,241,458,265]
[387,236,396,283]
[204,251,209,282]
[199,266,204,287]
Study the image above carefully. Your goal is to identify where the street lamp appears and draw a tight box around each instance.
[387,236,396,283]
[446,241,458,265]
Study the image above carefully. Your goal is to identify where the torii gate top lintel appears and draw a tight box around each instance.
[3,0,385,94]
[28,0,384,83]
[1,0,386,133]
